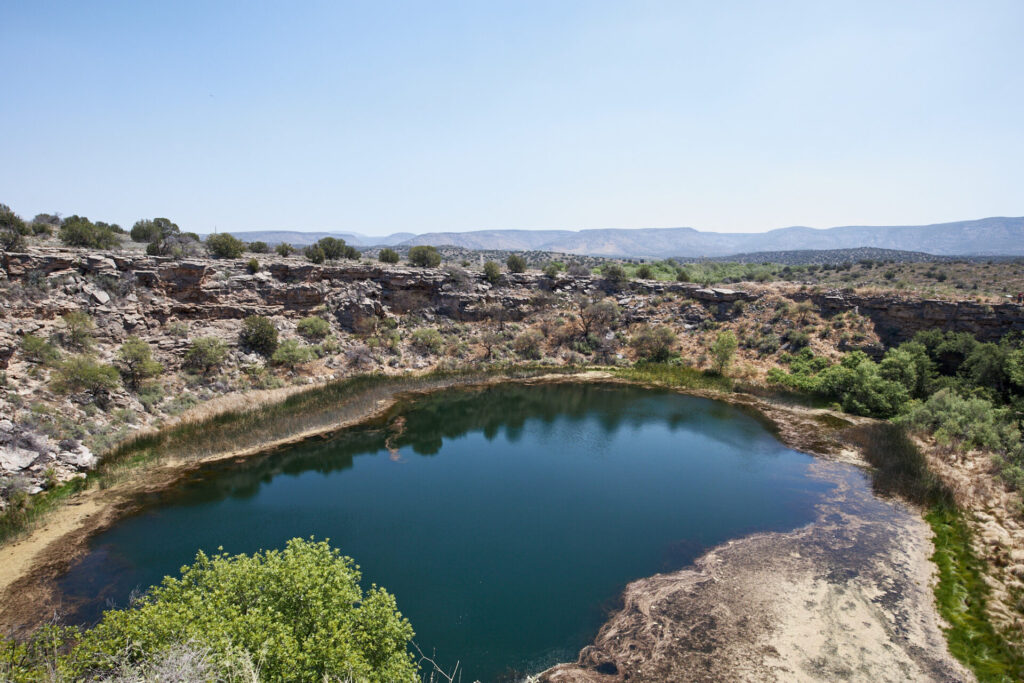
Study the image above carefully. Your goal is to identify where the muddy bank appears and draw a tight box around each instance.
[537,424,973,682]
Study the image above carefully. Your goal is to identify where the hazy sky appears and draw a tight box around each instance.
[2,1,1022,236]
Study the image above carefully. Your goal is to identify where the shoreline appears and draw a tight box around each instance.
[0,370,973,681]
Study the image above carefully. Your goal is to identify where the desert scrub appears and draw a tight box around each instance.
[296,315,331,340]
[183,336,228,374]
[615,362,733,393]
[411,327,443,354]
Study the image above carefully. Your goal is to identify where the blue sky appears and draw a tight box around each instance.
[2,1,1022,236]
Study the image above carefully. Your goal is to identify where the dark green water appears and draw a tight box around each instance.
[58,383,833,681]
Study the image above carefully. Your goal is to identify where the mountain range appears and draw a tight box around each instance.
[222,216,1024,259]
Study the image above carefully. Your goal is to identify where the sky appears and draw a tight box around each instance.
[2,1,1022,236]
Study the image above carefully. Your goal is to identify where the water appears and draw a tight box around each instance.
[58,383,834,681]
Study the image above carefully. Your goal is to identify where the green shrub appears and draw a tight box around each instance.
[137,382,165,412]
[378,247,400,264]
[896,389,1022,460]
[543,262,563,278]
[483,260,501,284]
[635,264,653,279]
[130,218,180,255]
[51,355,120,400]
[20,334,60,365]
[116,336,163,388]
[271,339,316,369]
[410,327,443,354]
[506,254,527,273]
[408,245,441,268]
[275,242,295,257]
[183,336,228,374]
[512,329,544,359]
[296,316,331,340]
[59,216,120,249]
[247,240,269,253]
[601,263,627,288]
[305,245,326,264]
[239,316,278,356]
[205,233,245,259]
[14,539,417,682]
[246,257,260,274]
[0,206,27,250]
[785,329,811,350]
[629,324,677,362]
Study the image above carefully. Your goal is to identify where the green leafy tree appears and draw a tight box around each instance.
[59,215,120,249]
[317,236,347,260]
[816,352,909,418]
[711,330,738,373]
[629,324,677,362]
[51,355,120,402]
[483,260,501,284]
[408,245,441,268]
[506,254,527,273]
[305,245,326,264]
[296,316,331,340]
[130,218,179,254]
[60,538,417,681]
[205,233,245,259]
[184,336,228,374]
[879,342,936,399]
[116,336,163,388]
[378,248,400,264]
[275,242,295,257]
[239,315,278,356]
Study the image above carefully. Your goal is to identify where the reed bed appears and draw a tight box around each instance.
[0,365,579,545]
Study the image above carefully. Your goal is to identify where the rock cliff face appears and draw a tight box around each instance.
[791,291,1024,344]
[0,249,760,361]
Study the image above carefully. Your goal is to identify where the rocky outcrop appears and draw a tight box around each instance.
[0,419,96,508]
[795,290,1024,344]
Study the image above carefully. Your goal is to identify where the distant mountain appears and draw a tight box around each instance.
[213,217,1024,258]
[214,230,414,247]
[701,248,962,266]
[397,217,1024,258]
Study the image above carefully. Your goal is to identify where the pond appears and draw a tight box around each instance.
[58,382,835,681]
